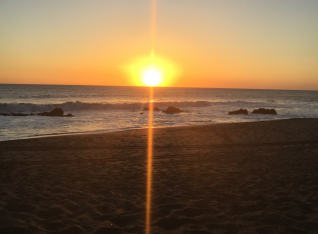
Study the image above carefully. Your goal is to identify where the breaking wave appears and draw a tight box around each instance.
[0,100,276,113]
[0,101,210,113]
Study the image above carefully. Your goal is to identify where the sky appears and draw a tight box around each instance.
[0,0,318,90]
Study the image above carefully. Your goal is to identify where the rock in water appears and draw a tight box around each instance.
[37,108,74,117]
[10,113,29,116]
[36,112,48,116]
[48,108,64,116]
[2,108,74,117]
[252,108,277,115]
[144,107,161,111]
[163,106,184,114]
[228,108,248,115]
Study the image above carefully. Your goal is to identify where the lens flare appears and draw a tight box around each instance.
[146,87,153,234]
[143,69,161,86]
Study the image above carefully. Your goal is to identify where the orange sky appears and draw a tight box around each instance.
[0,0,317,90]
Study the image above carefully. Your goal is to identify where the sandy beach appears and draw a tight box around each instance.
[1,118,318,234]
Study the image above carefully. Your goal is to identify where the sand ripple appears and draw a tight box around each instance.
[1,119,318,233]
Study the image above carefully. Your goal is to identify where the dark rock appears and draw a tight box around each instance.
[144,107,161,111]
[10,113,28,116]
[49,108,64,116]
[140,112,143,114]
[252,108,277,115]
[1,109,74,117]
[228,108,248,115]
[37,108,64,116]
[37,112,49,116]
[36,108,74,117]
[163,106,184,114]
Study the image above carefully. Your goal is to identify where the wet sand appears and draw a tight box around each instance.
[1,118,318,234]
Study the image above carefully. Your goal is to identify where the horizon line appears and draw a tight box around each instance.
[0,83,317,92]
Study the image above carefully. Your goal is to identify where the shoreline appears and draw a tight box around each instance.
[0,117,313,143]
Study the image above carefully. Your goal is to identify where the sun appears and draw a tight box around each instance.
[143,69,161,86]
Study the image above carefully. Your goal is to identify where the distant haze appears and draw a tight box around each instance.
[0,0,317,90]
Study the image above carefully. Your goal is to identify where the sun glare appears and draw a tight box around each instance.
[143,69,161,86]
[124,54,180,87]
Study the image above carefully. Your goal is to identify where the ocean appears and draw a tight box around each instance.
[0,84,317,141]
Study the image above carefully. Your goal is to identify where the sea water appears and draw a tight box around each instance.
[0,84,317,141]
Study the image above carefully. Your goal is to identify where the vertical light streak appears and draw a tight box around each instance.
[146,1,156,233]
[146,87,153,234]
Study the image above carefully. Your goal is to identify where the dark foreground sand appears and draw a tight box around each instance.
[1,118,318,234]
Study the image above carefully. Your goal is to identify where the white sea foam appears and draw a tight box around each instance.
[0,100,280,113]
[0,101,212,113]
